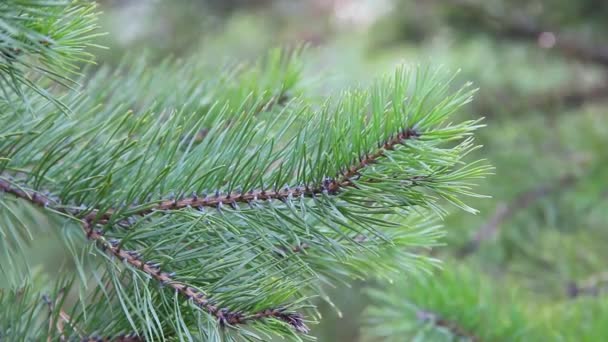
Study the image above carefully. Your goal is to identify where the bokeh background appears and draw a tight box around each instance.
[25,0,608,340]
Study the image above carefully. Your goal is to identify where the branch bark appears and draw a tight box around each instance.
[0,178,308,335]
[567,271,608,299]
[0,126,422,335]
[84,127,421,223]
[417,309,480,341]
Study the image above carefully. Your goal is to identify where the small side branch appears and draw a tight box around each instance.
[193,92,291,144]
[86,127,420,222]
[531,82,608,109]
[43,291,79,342]
[84,223,308,333]
[0,178,56,207]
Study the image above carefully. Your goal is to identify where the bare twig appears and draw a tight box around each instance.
[567,271,608,299]
[532,82,608,109]
[448,0,608,67]
[417,309,480,341]
[479,81,608,119]
[459,174,577,257]
[80,333,144,342]
[43,291,75,342]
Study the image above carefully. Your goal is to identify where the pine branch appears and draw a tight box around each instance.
[1,123,423,228]
[0,122,427,337]
[0,0,101,110]
[85,225,308,333]
[84,127,421,223]
[363,266,532,341]
[1,63,487,340]
[0,127,420,333]
[0,177,309,334]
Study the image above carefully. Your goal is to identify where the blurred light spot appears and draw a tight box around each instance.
[538,31,556,49]
[332,0,392,29]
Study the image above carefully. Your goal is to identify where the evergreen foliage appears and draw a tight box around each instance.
[358,1,608,341]
[0,1,489,341]
[364,265,536,341]
[0,0,100,110]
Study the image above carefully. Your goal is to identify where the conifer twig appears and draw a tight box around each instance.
[0,125,421,333]
[0,179,56,208]
[0,178,309,334]
[84,223,308,332]
[85,127,421,223]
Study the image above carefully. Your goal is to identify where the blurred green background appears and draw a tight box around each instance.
[25,0,608,340]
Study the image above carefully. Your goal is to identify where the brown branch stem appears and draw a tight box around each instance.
[80,334,144,342]
[2,126,420,225]
[84,222,308,333]
[0,178,308,334]
[567,271,608,299]
[85,127,420,223]
[0,125,419,334]
[417,309,480,341]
